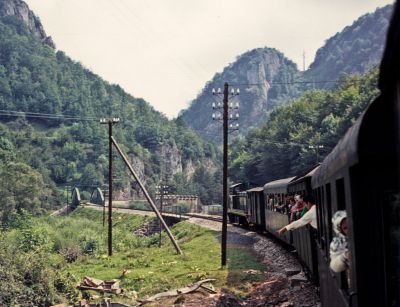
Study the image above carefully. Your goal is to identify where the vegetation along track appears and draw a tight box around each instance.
[83,205,319,306]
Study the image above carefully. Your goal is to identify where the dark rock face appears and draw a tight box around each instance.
[0,0,55,47]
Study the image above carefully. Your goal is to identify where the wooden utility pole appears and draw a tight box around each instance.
[100,118,182,255]
[212,83,239,267]
[159,186,163,247]
[111,136,182,255]
[221,82,229,266]
[108,121,113,256]
[100,117,120,256]
[309,144,324,163]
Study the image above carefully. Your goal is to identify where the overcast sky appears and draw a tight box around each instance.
[25,0,394,118]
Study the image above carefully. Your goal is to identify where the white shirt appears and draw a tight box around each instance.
[285,205,317,230]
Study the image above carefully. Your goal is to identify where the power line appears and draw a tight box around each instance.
[0,109,99,121]
[229,79,366,87]
[233,138,333,150]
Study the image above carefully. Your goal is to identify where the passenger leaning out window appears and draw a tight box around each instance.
[330,210,349,273]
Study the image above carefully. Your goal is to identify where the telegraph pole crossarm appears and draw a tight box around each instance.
[308,144,324,163]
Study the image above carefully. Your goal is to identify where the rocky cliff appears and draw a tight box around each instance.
[0,0,54,47]
[116,143,217,201]
[180,48,301,142]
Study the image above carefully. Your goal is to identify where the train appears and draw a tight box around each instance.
[228,2,400,306]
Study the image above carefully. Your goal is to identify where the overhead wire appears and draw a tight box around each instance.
[209,79,365,88]
[0,109,99,121]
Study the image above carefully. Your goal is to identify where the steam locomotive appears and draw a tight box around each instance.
[228,2,400,306]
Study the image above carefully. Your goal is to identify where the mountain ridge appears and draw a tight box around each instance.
[180,47,302,141]
[181,4,393,141]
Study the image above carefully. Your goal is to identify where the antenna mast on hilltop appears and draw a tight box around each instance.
[303,51,306,72]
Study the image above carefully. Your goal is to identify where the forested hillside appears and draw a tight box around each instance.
[0,6,222,223]
[229,68,380,185]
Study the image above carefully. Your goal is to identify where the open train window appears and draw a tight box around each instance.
[316,186,326,251]
[335,178,349,290]
[326,183,333,243]
[336,178,346,210]
[317,187,323,232]
[267,194,274,211]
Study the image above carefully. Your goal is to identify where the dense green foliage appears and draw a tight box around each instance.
[0,161,55,225]
[304,5,391,88]
[230,68,380,184]
[0,208,266,305]
[0,208,153,305]
[0,14,222,219]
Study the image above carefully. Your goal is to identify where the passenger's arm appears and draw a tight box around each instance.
[285,207,314,231]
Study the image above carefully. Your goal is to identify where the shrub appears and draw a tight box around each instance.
[17,223,52,252]
[0,234,68,306]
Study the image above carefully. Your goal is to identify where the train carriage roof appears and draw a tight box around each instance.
[264,176,297,194]
[247,187,264,193]
[289,164,320,186]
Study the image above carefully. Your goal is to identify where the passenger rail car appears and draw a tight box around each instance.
[310,3,400,306]
[246,187,265,229]
[228,183,249,225]
[228,3,400,305]
[311,24,400,307]
[263,177,296,245]
[288,165,319,278]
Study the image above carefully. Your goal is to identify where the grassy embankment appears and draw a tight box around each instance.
[1,208,266,305]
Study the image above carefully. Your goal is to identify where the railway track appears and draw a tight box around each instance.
[81,204,222,222]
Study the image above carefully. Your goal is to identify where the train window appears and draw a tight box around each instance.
[335,179,349,290]
[322,183,333,257]
[267,195,274,211]
[316,186,326,251]
[336,178,346,210]
[326,183,333,242]
[317,187,324,236]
